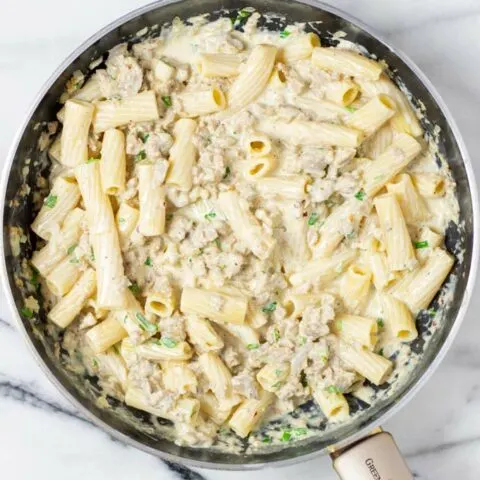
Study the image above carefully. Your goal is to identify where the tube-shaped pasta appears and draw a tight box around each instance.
[166,118,197,191]
[85,313,128,354]
[332,313,378,350]
[269,66,288,89]
[75,162,129,309]
[295,96,347,121]
[115,203,139,243]
[281,33,320,63]
[227,44,277,112]
[31,207,85,276]
[358,75,422,137]
[363,123,393,159]
[178,88,226,117]
[338,340,393,385]
[386,173,429,224]
[74,74,103,102]
[312,47,383,80]
[198,352,233,401]
[217,190,275,259]
[246,133,272,157]
[283,293,318,319]
[198,53,242,78]
[180,287,248,325]
[162,361,197,394]
[31,176,81,241]
[289,249,357,287]
[48,135,62,163]
[152,58,175,82]
[136,340,193,361]
[345,94,396,138]
[379,293,417,342]
[362,133,422,196]
[93,90,159,132]
[256,362,290,392]
[48,268,96,328]
[228,390,273,438]
[374,194,417,272]
[45,256,81,296]
[341,264,372,312]
[60,99,95,167]
[390,248,454,314]
[369,251,395,291]
[257,119,363,148]
[415,227,443,263]
[137,164,166,236]
[221,323,259,347]
[200,392,238,425]
[313,386,350,422]
[185,315,224,352]
[145,289,176,318]
[255,176,308,200]
[324,80,359,106]
[243,154,277,180]
[100,128,126,195]
[281,205,311,272]
[411,172,446,198]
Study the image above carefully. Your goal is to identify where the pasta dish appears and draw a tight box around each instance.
[25,12,458,448]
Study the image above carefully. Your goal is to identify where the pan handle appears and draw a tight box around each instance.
[331,431,412,480]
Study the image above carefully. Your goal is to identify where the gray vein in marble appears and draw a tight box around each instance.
[407,434,480,459]
[0,317,14,330]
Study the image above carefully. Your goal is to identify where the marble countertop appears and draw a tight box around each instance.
[1,0,480,478]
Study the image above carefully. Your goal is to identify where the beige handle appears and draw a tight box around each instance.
[332,431,412,480]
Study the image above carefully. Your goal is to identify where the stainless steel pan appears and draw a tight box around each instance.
[1,0,478,477]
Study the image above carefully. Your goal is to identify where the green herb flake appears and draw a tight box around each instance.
[275,369,282,377]
[326,385,343,394]
[162,96,172,107]
[92,358,99,368]
[307,212,319,226]
[293,427,308,436]
[345,106,357,113]
[214,238,221,249]
[135,312,157,333]
[273,327,280,342]
[161,337,178,348]
[89,247,95,262]
[69,257,80,264]
[223,166,231,180]
[280,431,292,442]
[135,150,146,162]
[144,256,153,267]
[262,301,277,314]
[234,8,251,24]
[204,211,217,220]
[261,435,272,444]
[87,157,99,164]
[354,190,366,201]
[415,240,429,249]
[247,343,260,350]
[299,336,307,346]
[166,213,173,221]
[67,244,77,255]
[427,308,437,317]
[272,381,283,389]
[44,194,58,209]
[379,348,384,356]
[280,30,291,39]
[335,319,343,331]
[128,283,140,295]
[377,318,385,328]
[140,133,150,143]
[30,267,40,288]
[118,217,126,224]
[21,307,34,319]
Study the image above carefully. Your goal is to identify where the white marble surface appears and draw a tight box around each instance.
[1,0,480,478]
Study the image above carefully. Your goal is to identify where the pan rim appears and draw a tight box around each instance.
[1,0,479,470]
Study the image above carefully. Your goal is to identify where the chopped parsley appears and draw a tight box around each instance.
[89,247,95,262]
[128,283,140,295]
[144,256,153,267]
[87,157,99,164]
[135,150,146,162]
[118,217,126,224]
[262,301,277,314]
[69,257,80,264]
[275,369,282,377]
[166,213,173,221]
[161,95,172,107]
[326,385,343,394]
[214,238,221,249]
[67,244,77,255]
[379,348,384,356]
[160,337,178,348]
[280,431,292,442]
[135,312,157,333]
[30,267,40,289]
[21,307,34,318]
[280,30,291,38]
[377,318,385,328]
[307,212,319,226]
[354,190,366,201]
[298,336,307,346]
[426,308,437,317]
[345,106,357,113]
[273,327,280,342]
[261,435,272,444]
[415,240,429,249]
[233,8,251,25]
[292,427,308,436]
[92,358,99,368]
[140,133,150,143]
[223,165,231,180]
[44,194,58,208]
[204,211,217,220]
[247,343,259,350]
[335,319,343,331]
